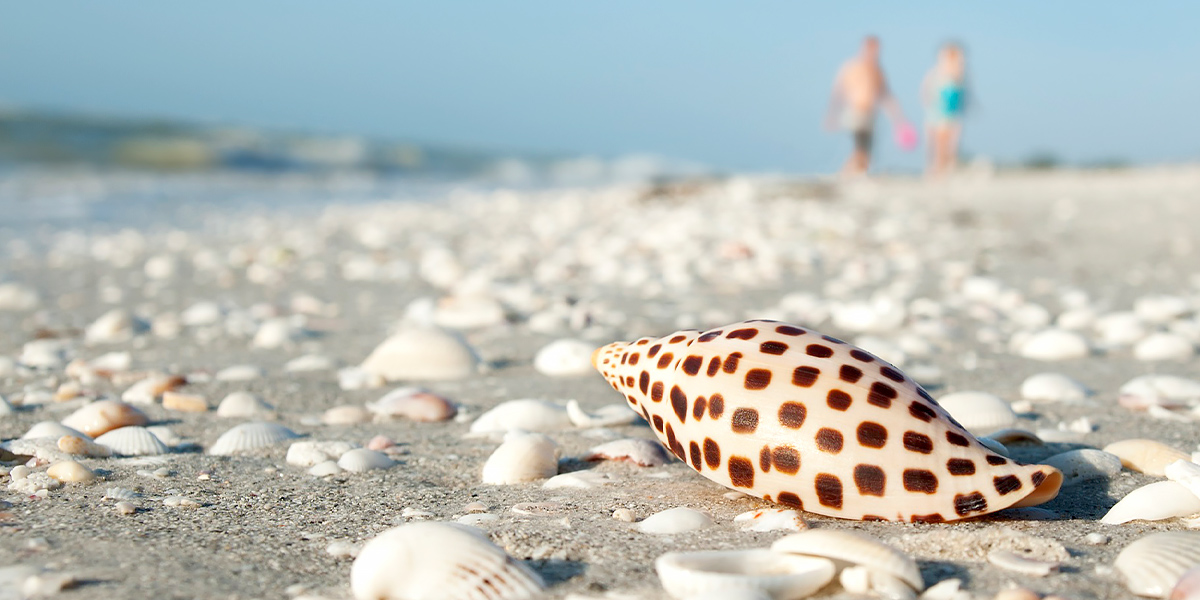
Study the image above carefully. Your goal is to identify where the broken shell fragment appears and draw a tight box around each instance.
[733,508,808,532]
[57,435,111,458]
[469,399,572,434]
[772,529,923,591]
[654,549,835,600]
[162,391,209,413]
[585,438,671,467]
[533,339,597,377]
[987,550,1059,577]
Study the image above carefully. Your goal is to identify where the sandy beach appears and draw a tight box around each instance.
[4,165,1200,599]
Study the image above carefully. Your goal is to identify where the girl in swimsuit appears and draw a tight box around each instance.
[922,42,970,176]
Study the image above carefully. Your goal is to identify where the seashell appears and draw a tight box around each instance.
[1041,449,1122,487]
[350,522,544,600]
[20,338,72,369]
[1167,460,1200,502]
[533,339,597,377]
[61,399,149,437]
[542,470,611,489]
[252,318,301,349]
[1105,439,1191,476]
[322,405,371,425]
[1017,329,1089,361]
[284,353,337,372]
[733,508,807,532]
[215,365,265,382]
[0,281,39,311]
[24,421,91,441]
[432,294,506,329]
[1115,532,1200,597]
[566,400,639,428]
[161,391,208,412]
[46,460,95,483]
[1119,375,1200,410]
[287,441,360,467]
[216,391,275,418]
[936,391,1018,435]
[0,395,13,416]
[104,487,141,500]
[982,429,1043,446]
[1019,372,1090,403]
[360,326,480,381]
[654,549,835,600]
[1136,295,1192,323]
[366,387,457,422]
[593,320,1062,522]
[636,507,713,534]
[481,432,559,484]
[869,572,917,600]
[209,422,299,455]
[585,438,671,467]
[121,373,186,404]
[337,448,395,472]
[986,550,1059,577]
[1095,311,1147,346]
[94,426,170,456]
[1135,333,1196,362]
[1101,481,1200,524]
[85,308,144,344]
[772,529,923,591]
[367,435,395,451]
[339,366,387,390]
[57,435,112,458]
[1172,566,1200,600]
[469,399,572,434]
[310,460,342,476]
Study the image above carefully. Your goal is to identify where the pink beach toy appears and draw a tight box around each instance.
[895,123,918,151]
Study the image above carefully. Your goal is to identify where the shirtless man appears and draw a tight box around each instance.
[825,36,909,175]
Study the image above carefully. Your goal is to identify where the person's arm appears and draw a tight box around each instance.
[823,67,845,131]
[879,74,908,125]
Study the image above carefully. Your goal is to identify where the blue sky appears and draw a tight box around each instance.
[2,3,1197,173]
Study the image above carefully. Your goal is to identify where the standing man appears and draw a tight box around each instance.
[825,36,911,175]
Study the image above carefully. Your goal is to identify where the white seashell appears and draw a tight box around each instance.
[919,578,968,600]
[181,301,223,326]
[1017,329,1089,361]
[310,460,342,476]
[105,487,141,500]
[1102,481,1200,524]
[936,391,1017,435]
[61,400,149,437]
[585,438,671,467]
[1019,372,1090,402]
[287,440,360,467]
[209,422,299,455]
[284,353,337,372]
[772,529,923,591]
[19,338,71,369]
[832,299,906,334]
[469,399,572,434]
[1105,439,1192,476]
[542,470,611,489]
[1115,532,1200,597]
[733,508,807,532]
[24,421,90,441]
[0,281,39,311]
[161,391,208,413]
[214,365,265,382]
[337,448,395,472]
[322,405,371,425]
[481,432,558,484]
[1171,566,1200,600]
[1119,375,1200,409]
[1167,460,1200,501]
[350,522,544,600]
[94,426,170,456]
[432,294,506,329]
[987,550,1059,576]
[565,400,639,428]
[840,565,871,594]
[1135,333,1196,362]
[85,309,143,344]
[654,549,835,600]
[121,373,187,404]
[1041,449,1122,487]
[977,437,1010,457]
[367,387,457,422]
[47,460,95,483]
[1136,295,1192,324]
[57,435,111,458]
[636,507,713,534]
[360,327,480,381]
[252,318,300,349]
[1095,311,1148,346]
[216,392,275,418]
[338,366,387,390]
[533,339,597,377]
[870,572,918,600]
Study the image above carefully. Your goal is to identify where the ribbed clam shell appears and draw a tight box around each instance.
[61,399,149,437]
[772,529,923,591]
[654,549,835,600]
[337,448,395,472]
[94,426,169,456]
[208,422,299,455]
[1104,439,1191,477]
[216,391,274,418]
[1115,532,1200,597]
[350,522,544,600]
[936,391,1017,435]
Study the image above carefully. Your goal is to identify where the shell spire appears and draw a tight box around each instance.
[592,320,1062,523]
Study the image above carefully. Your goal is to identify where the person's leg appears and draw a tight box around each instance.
[854,129,873,174]
[925,124,938,175]
[945,123,962,170]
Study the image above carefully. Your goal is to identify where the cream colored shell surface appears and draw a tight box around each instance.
[594,320,1062,523]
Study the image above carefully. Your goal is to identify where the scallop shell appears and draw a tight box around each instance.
[480,432,558,484]
[1104,439,1191,476]
[366,387,457,422]
[772,529,923,591]
[216,391,275,418]
[337,448,395,472]
[1019,373,1090,403]
[654,549,835,600]
[1101,481,1200,524]
[585,438,671,467]
[350,522,544,600]
[1115,532,1200,597]
[935,391,1018,435]
[532,339,597,377]
[94,426,170,456]
[636,507,714,534]
[592,320,1062,522]
[469,399,572,434]
[61,399,149,437]
[360,326,480,381]
[208,422,299,455]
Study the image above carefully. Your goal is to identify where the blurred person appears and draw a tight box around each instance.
[922,41,971,176]
[825,36,911,176]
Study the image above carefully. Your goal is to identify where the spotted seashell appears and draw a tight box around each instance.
[94,426,170,456]
[208,422,299,456]
[350,522,544,600]
[592,320,1063,522]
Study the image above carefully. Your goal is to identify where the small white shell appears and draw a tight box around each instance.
[366,387,457,422]
[1167,460,1200,503]
[1041,449,1122,487]
[1019,372,1090,402]
[287,440,360,467]
[61,399,149,437]
[94,426,170,456]
[1017,329,1089,361]
[469,399,572,434]
[1095,311,1149,346]
[310,460,342,476]
[1102,481,1200,524]
[208,422,299,455]
[636,507,713,534]
[654,549,835,600]
[733,508,807,532]
[104,487,141,500]
[936,391,1017,435]
[216,392,275,418]
[214,364,266,381]
[57,435,111,458]
[47,460,95,483]
[532,339,596,377]
[24,421,91,441]
[585,438,671,467]
[337,448,395,472]
[360,327,480,381]
[481,432,559,484]
[1119,375,1200,409]
[565,400,639,428]
[1115,532,1200,597]
[285,353,337,372]
[350,522,543,600]
[772,529,923,591]
[986,550,1059,577]
[1135,333,1195,362]
[1105,439,1192,476]
[541,470,611,489]
[322,405,371,425]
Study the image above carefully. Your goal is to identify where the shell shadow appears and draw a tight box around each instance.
[528,558,587,587]
[917,560,971,589]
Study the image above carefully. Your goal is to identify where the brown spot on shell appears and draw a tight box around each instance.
[759,446,772,472]
[652,415,664,432]
[744,368,772,390]
[867,382,897,408]
[815,428,843,453]
[909,402,937,422]
[775,325,806,336]
[692,396,707,420]
[911,514,946,523]
[669,335,687,343]
[698,331,722,342]
[826,389,852,411]
[681,355,703,376]
[628,353,640,365]
[670,386,688,422]
[771,446,800,474]
[849,349,875,362]
[947,458,976,475]
[689,442,701,470]
[731,408,759,433]
[656,353,674,369]
[946,432,970,447]
[815,474,843,509]
[806,344,833,358]
[778,402,806,428]
[994,475,1023,495]
[856,422,888,448]
[839,364,863,383]
[728,456,755,488]
[708,394,725,419]
[954,492,988,516]
[639,371,650,394]
[879,365,905,382]
[722,353,742,373]
[651,382,664,402]
[902,431,934,454]
[1032,470,1047,486]
[986,455,1008,466]
[777,492,803,509]
[792,366,820,387]
[760,341,789,355]
[706,357,721,376]
[853,465,886,496]
[703,438,721,468]
[648,344,661,358]
[727,328,758,340]
[903,469,939,494]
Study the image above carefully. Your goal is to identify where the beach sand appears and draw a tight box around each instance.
[4,166,1200,599]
